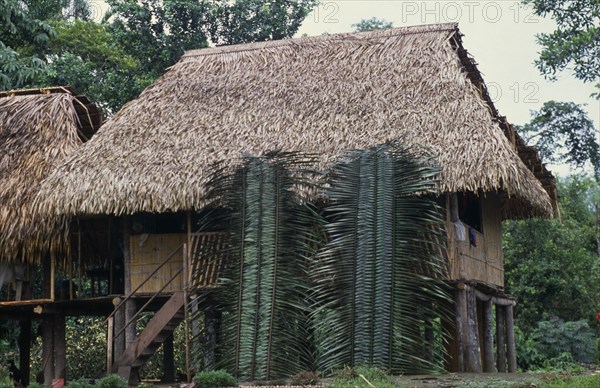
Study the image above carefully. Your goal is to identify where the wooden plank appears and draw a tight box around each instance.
[113,292,185,369]
[130,233,186,293]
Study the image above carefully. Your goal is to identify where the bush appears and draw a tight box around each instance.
[66,379,94,388]
[531,319,596,363]
[541,352,585,373]
[96,374,127,388]
[290,371,319,385]
[332,366,395,388]
[193,370,237,388]
[517,318,597,371]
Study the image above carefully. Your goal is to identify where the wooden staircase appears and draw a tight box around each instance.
[112,292,185,384]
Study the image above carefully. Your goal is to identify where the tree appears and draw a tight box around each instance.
[504,175,600,332]
[206,0,317,46]
[523,0,600,97]
[104,0,210,78]
[105,0,317,78]
[40,20,152,113]
[351,17,393,32]
[0,0,54,89]
[518,101,599,176]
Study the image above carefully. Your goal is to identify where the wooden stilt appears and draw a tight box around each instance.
[506,304,517,372]
[454,287,466,372]
[54,311,66,380]
[42,314,54,385]
[465,289,482,372]
[496,304,506,372]
[78,219,82,298]
[204,296,221,370]
[19,319,31,387]
[107,316,114,374]
[482,299,495,372]
[162,334,175,382]
[113,298,126,358]
[122,216,137,347]
[442,297,459,372]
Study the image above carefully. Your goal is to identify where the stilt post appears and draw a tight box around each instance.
[482,299,495,372]
[496,304,506,372]
[454,286,466,372]
[506,304,517,372]
[19,319,31,387]
[465,288,482,372]
[54,311,66,381]
[42,314,54,385]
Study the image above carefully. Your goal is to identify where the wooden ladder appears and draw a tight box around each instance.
[112,291,185,384]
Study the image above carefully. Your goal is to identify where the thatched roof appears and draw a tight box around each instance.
[0,87,101,262]
[37,23,555,218]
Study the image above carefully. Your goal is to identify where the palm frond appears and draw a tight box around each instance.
[312,142,452,374]
[191,152,319,381]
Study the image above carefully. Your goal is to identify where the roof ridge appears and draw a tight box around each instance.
[182,22,458,58]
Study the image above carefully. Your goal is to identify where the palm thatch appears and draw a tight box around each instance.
[37,23,554,218]
[0,87,101,263]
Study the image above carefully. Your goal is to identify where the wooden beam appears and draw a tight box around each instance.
[482,300,495,372]
[506,304,517,373]
[496,305,506,372]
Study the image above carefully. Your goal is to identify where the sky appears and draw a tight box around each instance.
[88,0,599,176]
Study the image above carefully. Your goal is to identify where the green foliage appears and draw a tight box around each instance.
[531,319,596,364]
[523,0,600,97]
[332,366,396,388]
[0,0,54,89]
[104,0,209,77]
[195,152,318,380]
[312,143,450,374]
[39,19,152,113]
[518,101,599,175]
[504,175,600,333]
[193,370,238,388]
[351,17,393,32]
[96,374,127,388]
[540,373,600,388]
[66,379,94,388]
[206,0,317,46]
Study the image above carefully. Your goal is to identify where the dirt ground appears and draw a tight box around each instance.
[229,370,598,387]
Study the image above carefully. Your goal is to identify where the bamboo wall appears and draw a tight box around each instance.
[447,192,504,287]
[130,233,186,293]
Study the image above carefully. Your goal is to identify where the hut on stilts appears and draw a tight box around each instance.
[0,87,102,385]
[24,23,556,383]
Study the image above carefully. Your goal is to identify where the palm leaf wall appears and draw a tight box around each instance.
[192,152,318,381]
[312,142,451,374]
